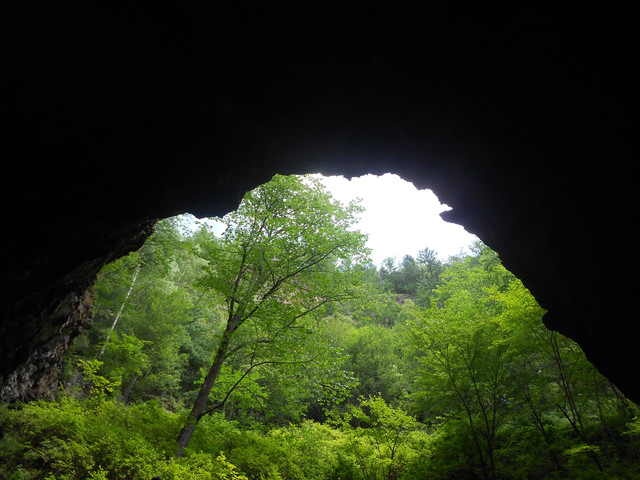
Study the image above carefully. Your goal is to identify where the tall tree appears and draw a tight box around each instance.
[405,249,517,479]
[415,247,444,307]
[176,174,370,455]
[399,255,421,294]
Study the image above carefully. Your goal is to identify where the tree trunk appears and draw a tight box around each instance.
[176,319,237,456]
[523,386,564,473]
[98,264,140,358]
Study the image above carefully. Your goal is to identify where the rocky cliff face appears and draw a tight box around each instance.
[2,290,93,402]
[1,6,636,402]
[0,218,155,401]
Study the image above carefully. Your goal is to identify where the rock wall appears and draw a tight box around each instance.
[1,6,636,402]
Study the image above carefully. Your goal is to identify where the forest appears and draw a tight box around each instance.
[1,174,639,480]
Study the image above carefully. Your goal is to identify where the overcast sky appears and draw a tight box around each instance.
[313,173,478,265]
[189,173,478,266]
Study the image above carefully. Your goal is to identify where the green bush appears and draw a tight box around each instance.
[5,393,636,480]
[188,415,301,480]
[0,396,247,480]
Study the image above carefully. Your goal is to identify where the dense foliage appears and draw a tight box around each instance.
[2,174,639,479]
[176,174,370,453]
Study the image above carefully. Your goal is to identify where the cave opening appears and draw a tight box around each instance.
[2,4,637,476]
[68,168,489,412]
[8,170,636,478]
[183,172,479,265]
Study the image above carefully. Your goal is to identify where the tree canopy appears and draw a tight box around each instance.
[176,174,371,454]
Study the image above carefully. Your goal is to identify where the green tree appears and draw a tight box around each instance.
[496,279,611,472]
[405,248,518,479]
[415,247,444,307]
[69,217,218,408]
[344,324,408,405]
[176,174,370,455]
[329,395,424,480]
[398,255,421,294]
[402,245,640,478]
[379,257,401,293]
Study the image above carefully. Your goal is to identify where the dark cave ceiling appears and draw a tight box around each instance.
[0,5,636,403]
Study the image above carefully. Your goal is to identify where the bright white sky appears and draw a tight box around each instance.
[313,173,478,265]
[188,173,478,266]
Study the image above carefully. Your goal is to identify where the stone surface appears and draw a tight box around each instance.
[1,6,636,402]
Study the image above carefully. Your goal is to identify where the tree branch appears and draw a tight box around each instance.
[202,355,322,416]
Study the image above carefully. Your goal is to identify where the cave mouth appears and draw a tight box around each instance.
[0,0,634,413]
[69,169,499,416]
[1,7,637,475]
[183,172,480,266]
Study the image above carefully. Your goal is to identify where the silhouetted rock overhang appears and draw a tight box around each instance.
[1,5,635,402]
